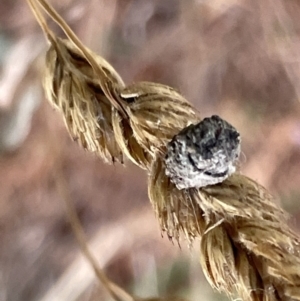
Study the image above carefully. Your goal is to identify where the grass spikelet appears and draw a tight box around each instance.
[44,38,124,162]
[148,155,205,243]
[200,217,300,300]
[120,82,200,155]
[234,249,262,301]
[29,0,129,163]
[112,108,151,169]
[199,224,236,292]
[149,154,300,300]
[199,174,285,221]
[112,81,200,169]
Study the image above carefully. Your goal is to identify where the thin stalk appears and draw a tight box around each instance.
[28,0,128,117]
[54,168,135,301]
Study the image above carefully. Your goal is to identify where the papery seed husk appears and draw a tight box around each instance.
[44,37,124,162]
[148,154,300,299]
[112,108,151,169]
[149,152,287,242]
[234,249,263,301]
[199,174,286,221]
[149,152,300,300]
[121,82,201,155]
[200,224,237,292]
[200,216,300,300]
[148,154,205,242]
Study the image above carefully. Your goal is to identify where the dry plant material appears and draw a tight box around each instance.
[27,0,300,300]
[119,82,200,155]
[113,82,200,169]
[149,158,300,300]
[140,294,189,301]
[45,38,125,162]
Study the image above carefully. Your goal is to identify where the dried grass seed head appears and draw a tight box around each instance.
[149,153,287,241]
[149,155,206,243]
[150,153,300,301]
[112,108,152,169]
[165,115,241,189]
[44,38,124,162]
[199,174,286,221]
[200,216,300,301]
[199,223,237,293]
[29,1,300,300]
[120,82,200,156]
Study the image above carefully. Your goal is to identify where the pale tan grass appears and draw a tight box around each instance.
[44,38,125,162]
[28,0,300,300]
[113,82,200,169]
[149,155,300,300]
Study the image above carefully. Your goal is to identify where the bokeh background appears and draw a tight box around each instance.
[1,0,300,300]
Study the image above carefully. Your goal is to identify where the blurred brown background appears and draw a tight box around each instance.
[1,0,300,300]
